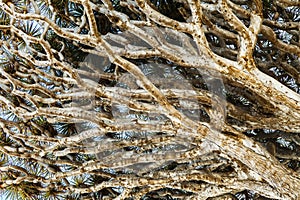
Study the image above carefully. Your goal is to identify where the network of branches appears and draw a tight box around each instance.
[0,0,299,199]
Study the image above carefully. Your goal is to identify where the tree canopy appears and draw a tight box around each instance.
[0,0,299,199]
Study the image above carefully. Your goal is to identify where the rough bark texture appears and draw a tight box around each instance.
[0,0,299,199]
